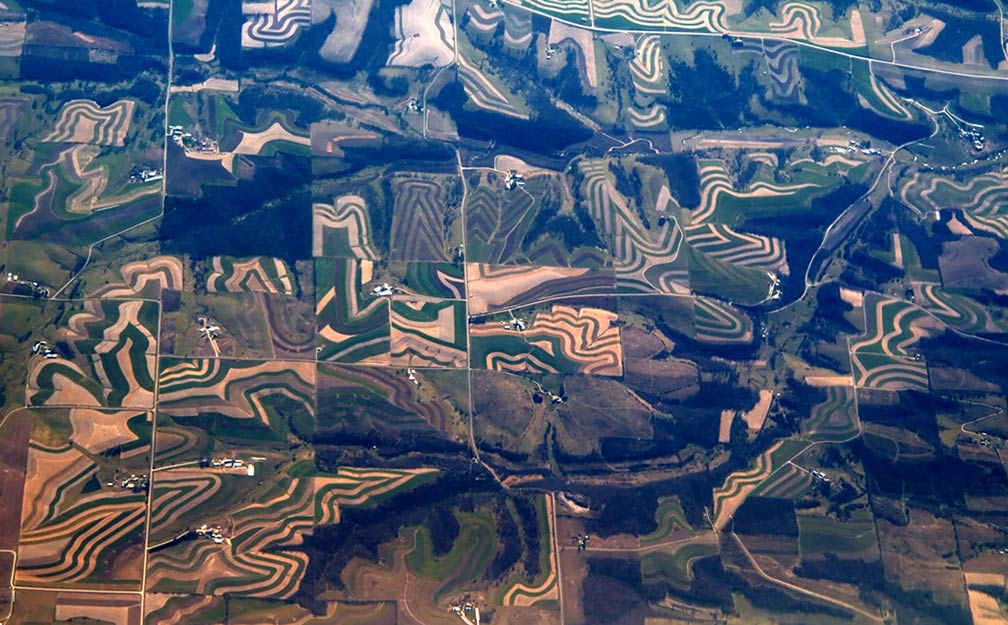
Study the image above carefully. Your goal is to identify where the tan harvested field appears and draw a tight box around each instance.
[68,409,144,454]
[891,232,904,268]
[232,121,310,155]
[966,586,1007,625]
[945,214,973,235]
[805,375,853,387]
[740,390,772,431]
[718,409,734,443]
[169,78,239,93]
[548,20,597,89]
[467,264,591,314]
[310,120,381,157]
[839,287,864,307]
[493,156,556,179]
[962,34,986,66]
[44,99,135,146]
[54,592,141,625]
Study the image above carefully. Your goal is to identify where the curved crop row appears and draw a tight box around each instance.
[316,258,391,363]
[471,304,623,376]
[205,256,295,295]
[45,99,134,146]
[312,195,379,260]
[314,467,440,525]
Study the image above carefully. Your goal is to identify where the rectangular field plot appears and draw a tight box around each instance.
[398,262,466,299]
[388,173,463,262]
[144,595,397,625]
[312,194,381,260]
[390,299,467,368]
[470,304,623,376]
[317,363,469,441]
[576,160,688,293]
[315,257,391,364]
[155,357,315,461]
[472,371,652,464]
[467,263,616,315]
[146,475,312,599]
[849,295,936,390]
[159,291,275,360]
[27,300,158,409]
[798,509,879,561]
[201,256,297,295]
[5,589,141,625]
[16,408,152,589]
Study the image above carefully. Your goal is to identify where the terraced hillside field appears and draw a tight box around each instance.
[684,223,788,274]
[801,385,859,443]
[16,409,151,588]
[7,144,161,237]
[342,510,498,617]
[402,262,466,300]
[499,494,558,607]
[144,595,396,625]
[470,304,623,376]
[692,297,754,343]
[690,159,835,225]
[315,258,390,363]
[387,0,456,67]
[89,256,184,299]
[44,99,135,146]
[849,294,933,391]
[241,0,311,48]
[314,467,440,525]
[389,174,462,262]
[28,300,158,409]
[579,160,689,293]
[712,439,811,531]
[147,477,312,598]
[458,48,529,119]
[312,195,380,259]
[317,363,466,437]
[389,299,467,368]
[899,167,1008,238]
[912,283,1007,333]
[157,358,314,437]
[204,256,296,295]
[589,0,727,30]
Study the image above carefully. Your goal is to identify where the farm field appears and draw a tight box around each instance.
[146,476,312,598]
[15,408,151,589]
[470,304,623,376]
[315,258,391,363]
[389,299,467,368]
[1,0,1007,621]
